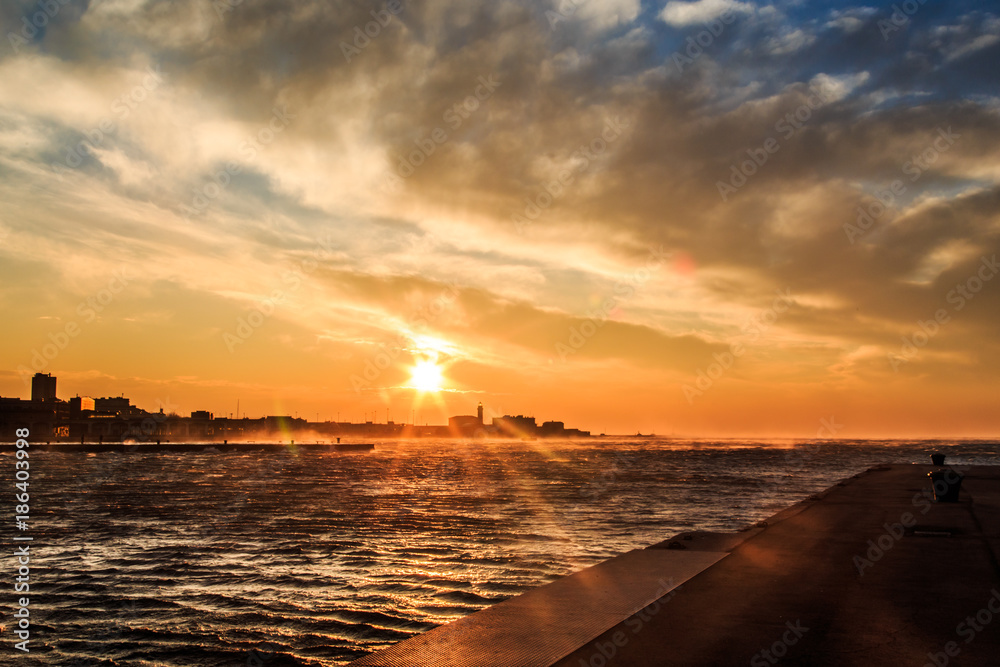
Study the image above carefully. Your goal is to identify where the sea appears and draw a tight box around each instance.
[6,438,1000,666]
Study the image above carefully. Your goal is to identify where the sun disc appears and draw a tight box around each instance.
[410,360,443,392]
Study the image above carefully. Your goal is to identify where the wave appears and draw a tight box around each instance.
[20,438,1000,664]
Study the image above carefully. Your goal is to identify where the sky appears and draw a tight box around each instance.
[1,0,998,437]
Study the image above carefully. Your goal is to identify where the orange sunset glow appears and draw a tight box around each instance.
[1,1,999,438]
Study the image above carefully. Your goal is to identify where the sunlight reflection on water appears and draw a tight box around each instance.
[13,438,999,665]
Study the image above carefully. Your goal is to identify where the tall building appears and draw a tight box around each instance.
[31,373,57,402]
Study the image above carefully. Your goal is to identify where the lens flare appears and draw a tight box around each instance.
[410,359,443,392]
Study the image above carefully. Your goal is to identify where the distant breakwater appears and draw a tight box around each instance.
[0,441,375,453]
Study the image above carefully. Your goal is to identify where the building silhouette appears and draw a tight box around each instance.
[1,375,590,443]
[448,414,482,436]
[493,414,537,438]
[31,373,57,402]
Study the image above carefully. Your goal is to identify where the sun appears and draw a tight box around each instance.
[410,359,443,392]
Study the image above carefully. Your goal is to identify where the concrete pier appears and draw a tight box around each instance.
[349,464,1000,666]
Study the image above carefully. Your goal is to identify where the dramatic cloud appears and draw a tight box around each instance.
[1,0,998,436]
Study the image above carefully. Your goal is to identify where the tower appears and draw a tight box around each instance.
[31,373,57,402]
[477,402,484,424]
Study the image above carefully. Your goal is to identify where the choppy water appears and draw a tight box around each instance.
[5,438,999,665]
